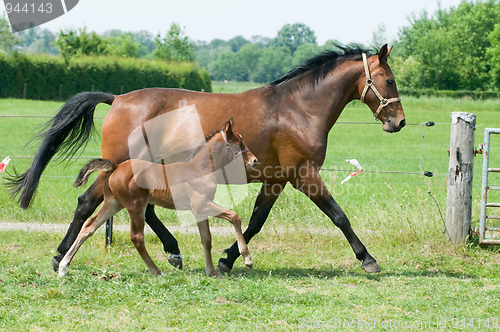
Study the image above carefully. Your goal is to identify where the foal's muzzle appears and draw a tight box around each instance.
[247,157,259,169]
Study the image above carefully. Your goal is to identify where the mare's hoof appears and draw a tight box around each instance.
[51,256,62,272]
[245,263,253,270]
[167,254,183,270]
[217,259,231,273]
[362,261,381,273]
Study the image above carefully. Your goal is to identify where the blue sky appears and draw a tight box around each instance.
[3,0,465,44]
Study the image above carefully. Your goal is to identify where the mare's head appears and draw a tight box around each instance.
[358,44,405,133]
[209,118,258,170]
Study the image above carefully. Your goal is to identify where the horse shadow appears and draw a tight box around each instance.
[187,266,479,281]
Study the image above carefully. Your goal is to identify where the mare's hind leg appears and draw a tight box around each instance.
[53,178,182,271]
[52,172,106,271]
[58,198,122,277]
[128,205,162,276]
[196,218,219,277]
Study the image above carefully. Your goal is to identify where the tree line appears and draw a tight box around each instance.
[1,0,499,92]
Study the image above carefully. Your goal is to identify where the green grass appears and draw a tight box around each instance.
[1,83,500,330]
[0,230,499,330]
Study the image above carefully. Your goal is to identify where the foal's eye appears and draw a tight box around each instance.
[386,79,394,85]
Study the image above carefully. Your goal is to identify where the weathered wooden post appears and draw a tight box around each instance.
[446,112,476,245]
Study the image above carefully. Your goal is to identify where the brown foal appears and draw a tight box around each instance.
[58,119,257,277]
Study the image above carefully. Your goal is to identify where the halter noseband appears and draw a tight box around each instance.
[221,130,249,161]
[360,53,401,121]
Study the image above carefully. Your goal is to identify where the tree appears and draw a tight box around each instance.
[250,35,271,48]
[154,23,195,61]
[227,36,249,52]
[237,43,262,80]
[54,28,109,60]
[107,33,140,58]
[371,23,392,48]
[292,43,321,66]
[252,47,292,83]
[18,28,58,55]
[487,23,500,89]
[395,0,500,90]
[0,16,20,54]
[210,51,247,81]
[272,23,316,54]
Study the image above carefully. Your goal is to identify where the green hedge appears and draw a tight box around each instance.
[0,53,211,100]
[399,88,500,100]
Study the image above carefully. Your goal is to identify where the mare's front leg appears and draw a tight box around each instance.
[195,218,219,277]
[219,182,286,272]
[58,198,122,277]
[52,172,107,271]
[292,168,381,273]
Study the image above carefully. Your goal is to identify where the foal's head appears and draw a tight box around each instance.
[357,44,406,133]
[209,118,258,170]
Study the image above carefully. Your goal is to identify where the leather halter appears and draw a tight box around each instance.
[221,130,249,161]
[360,53,402,121]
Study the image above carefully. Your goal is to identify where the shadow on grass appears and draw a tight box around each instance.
[189,266,481,281]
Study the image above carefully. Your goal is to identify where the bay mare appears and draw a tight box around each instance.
[8,44,405,273]
[58,119,257,277]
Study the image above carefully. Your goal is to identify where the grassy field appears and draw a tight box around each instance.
[0,82,499,330]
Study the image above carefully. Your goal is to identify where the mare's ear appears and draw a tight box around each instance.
[378,44,391,63]
[224,117,234,133]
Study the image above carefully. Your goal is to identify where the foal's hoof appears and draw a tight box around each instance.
[167,254,183,270]
[51,255,63,272]
[362,261,381,273]
[217,259,231,274]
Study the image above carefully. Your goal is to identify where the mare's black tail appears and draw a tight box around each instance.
[5,92,115,209]
[74,158,116,188]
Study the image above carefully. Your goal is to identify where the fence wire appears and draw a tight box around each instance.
[0,117,449,179]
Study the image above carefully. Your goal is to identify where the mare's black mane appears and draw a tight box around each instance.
[270,44,373,86]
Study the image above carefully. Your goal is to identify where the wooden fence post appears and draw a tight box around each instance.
[446,112,476,245]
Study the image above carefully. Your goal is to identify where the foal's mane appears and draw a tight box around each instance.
[270,44,373,87]
[184,129,220,162]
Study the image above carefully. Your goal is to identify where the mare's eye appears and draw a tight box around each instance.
[386,79,394,85]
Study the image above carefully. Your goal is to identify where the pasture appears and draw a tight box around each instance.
[0,82,499,330]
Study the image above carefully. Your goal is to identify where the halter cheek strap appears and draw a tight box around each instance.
[361,53,402,121]
[221,130,249,161]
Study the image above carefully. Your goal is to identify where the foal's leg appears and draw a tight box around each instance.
[292,169,380,273]
[219,182,286,272]
[145,204,182,269]
[58,198,122,277]
[201,202,253,269]
[53,178,182,271]
[52,172,107,271]
[127,205,162,276]
[195,218,219,277]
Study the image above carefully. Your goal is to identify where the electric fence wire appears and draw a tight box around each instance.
[321,120,451,236]
[0,117,469,237]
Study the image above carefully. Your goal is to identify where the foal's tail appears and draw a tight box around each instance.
[74,158,116,188]
[5,92,115,209]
